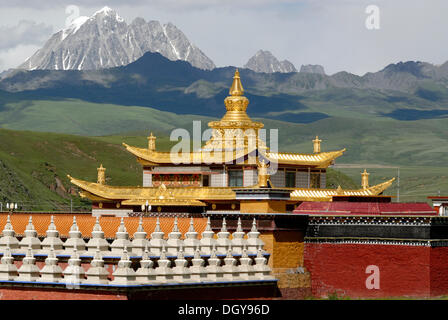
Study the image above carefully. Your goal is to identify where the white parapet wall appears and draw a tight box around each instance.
[92,209,133,217]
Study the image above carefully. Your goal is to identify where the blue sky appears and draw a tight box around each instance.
[1,0,447,75]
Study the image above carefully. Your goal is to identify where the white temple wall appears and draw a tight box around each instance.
[243,169,258,187]
[320,172,326,189]
[143,171,152,187]
[296,171,309,188]
[211,169,227,187]
[270,170,285,188]
[92,209,133,217]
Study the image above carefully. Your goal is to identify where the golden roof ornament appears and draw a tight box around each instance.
[97,164,106,185]
[202,69,267,152]
[208,69,263,130]
[258,160,269,187]
[361,169,370,190]
[229,69,244,96]
[313,136,322,153]
[336,185,344,195]
[147,132,156,152]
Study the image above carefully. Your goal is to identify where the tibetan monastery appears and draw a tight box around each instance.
[68,70,395,216]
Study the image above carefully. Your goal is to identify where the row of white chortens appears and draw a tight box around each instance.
[0,215,274,285]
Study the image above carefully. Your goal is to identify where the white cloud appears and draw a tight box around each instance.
[0,44,41,71]
[0,20,53,50]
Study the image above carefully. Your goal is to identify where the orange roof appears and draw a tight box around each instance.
[0,214,207,239]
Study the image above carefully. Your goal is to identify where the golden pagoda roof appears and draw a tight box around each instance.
[67,175,395,204]
[68,175,235,203]
[266,149,346,167]
[122,143,258,165]
[123,143,345,167]
[290,178,396,201]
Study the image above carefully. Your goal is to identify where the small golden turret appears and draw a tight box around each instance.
[313,136,322,153]
[97,164,106,185]
[148,132,156,152]
[361,169,370,189]
[258,160,269,187]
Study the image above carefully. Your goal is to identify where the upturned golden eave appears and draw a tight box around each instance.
[68,174,395,203]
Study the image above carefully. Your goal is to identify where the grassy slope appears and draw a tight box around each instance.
[0,129,143,211]
[1,98,447,166]
[0,98,214,136]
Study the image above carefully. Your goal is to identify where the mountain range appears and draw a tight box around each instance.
[15,6,330,75]
[19,6,215,71]
[3,50,448,121]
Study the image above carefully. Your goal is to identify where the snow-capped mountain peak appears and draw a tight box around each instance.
[19,7,215,71]
[93,6,124,22]
[61,16,89,41]
[94,6,114,15]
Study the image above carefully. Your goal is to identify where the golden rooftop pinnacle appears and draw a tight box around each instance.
[313,136,322,153]
[229,69,244,96]
[361,169,370,189]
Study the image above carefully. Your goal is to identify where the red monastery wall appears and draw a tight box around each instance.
[304,243,434,298]
[430,246,448,296]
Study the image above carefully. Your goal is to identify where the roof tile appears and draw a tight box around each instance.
[0,214,207,239]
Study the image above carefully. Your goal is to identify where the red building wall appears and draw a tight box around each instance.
[430,246,448,296]
[304,243,436,298]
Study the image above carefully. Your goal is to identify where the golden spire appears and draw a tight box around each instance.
[361,169,370,190]
[97,164,106,185]
[313,136,322,153]
[229,69,244,96]
[205,69,264,151]
[147,132,156,152]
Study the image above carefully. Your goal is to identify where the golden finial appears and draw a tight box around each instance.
[258,160,269,187]
[336,185,343,195]
[229,69,244,96]
[97,164,106,185]
[148,132,156,152]
[361,169,370,190]
[313,135,322,153]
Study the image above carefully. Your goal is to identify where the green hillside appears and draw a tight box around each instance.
[0,97,447,167]
[0,98,213,136]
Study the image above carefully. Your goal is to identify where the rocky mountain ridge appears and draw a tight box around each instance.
[19,6,215,71]
[244,50,297,73]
